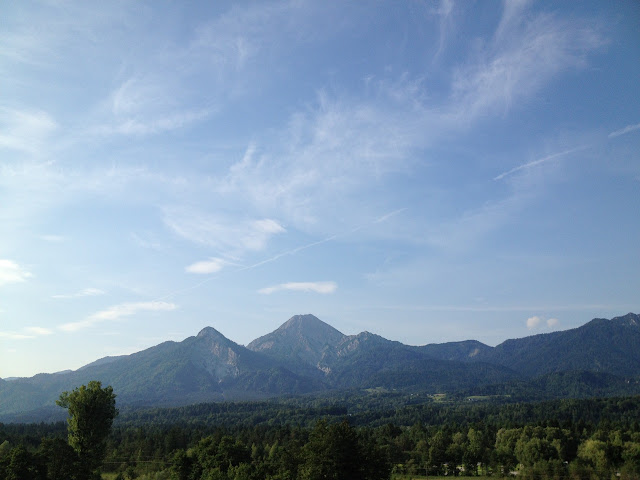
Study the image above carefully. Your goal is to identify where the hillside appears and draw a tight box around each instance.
[1,312,639,421]
[472,313,640,377]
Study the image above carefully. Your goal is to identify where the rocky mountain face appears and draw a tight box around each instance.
[247,314,345,375]
[1,312,639,421]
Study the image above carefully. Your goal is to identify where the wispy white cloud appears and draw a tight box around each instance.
[494,0,532,43]
[494,145,589,181]
[185,258,227,274]
[0,326,53,340]
[0,331,34,340]
[0,259,33,286]
[210,1,607,236]
[101,71,212,135]
[608,122,640,139]
[258,281,337,295]
[92,1,357,140]
[216,87,432,229]
[104,108,212,136]
[25,326,53,336]
[40,234,66,243]
[52,288,106,299]
[0,107,57,155]
[131,232,163,251]
[451,4,605,121]
[163,209,285,254]
[0,2,139,68]
[426,0,455,62]
[58,301,177,332]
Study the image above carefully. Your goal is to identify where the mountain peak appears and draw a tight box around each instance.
[278,314,342,334]
[197,326,227,340]
[612,313,640,329]
[247,314,346,370]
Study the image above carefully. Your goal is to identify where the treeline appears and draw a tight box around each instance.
[113,393,640,430]
[1,395,640,479]
[106,417,640,479]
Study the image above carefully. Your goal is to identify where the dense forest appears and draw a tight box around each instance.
[1,393,640,479]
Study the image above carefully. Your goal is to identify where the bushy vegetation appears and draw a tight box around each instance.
[1,392,640,479]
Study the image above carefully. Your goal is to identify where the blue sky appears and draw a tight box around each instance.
[1,0,639,378]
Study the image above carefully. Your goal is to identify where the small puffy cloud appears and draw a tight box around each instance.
[0,259,33,286]
[258,281,337,295]
[59,301,177,332]
[52,287,106,299]
[185,258,226,274]
[527,315,560,330]
[526,315,543,329]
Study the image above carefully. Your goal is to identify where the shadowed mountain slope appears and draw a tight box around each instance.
[473,313,640,377]
[418,340,492,362]
[0,325,321,417]
[1,313,639,421]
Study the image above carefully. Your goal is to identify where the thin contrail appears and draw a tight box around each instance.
[608,122,640,138]
[494,145,589,181]
[156,208,407,301]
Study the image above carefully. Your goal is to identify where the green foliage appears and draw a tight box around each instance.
[6,445,36,480]
[39,437,79,480]
[57,381,118,479]
[3,393,640,479]
[300,420,357,480]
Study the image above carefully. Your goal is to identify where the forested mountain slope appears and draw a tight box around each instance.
[472,313,640,377]
[1,313,639,421]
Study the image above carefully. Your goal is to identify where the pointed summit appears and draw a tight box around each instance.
[247,314,345,372]
[195,326,241,357]
[277,314,344,338]
[197,326,227,339]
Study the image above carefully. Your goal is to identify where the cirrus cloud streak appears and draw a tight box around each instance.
[58,301,177,332]
[258,281,337,295]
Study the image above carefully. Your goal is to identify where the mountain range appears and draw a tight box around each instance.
[1,312,639,421]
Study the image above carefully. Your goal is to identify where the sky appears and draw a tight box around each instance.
[1,1,639,378]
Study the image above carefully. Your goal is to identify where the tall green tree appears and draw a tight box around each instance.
[57,381,118,480]
[39,437,79,480]
[300,420,390,480]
